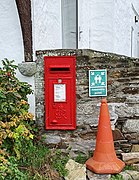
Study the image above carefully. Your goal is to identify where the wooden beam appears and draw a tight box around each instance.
[15,0,33,62]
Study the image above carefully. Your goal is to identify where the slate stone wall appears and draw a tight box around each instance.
[35,49,139,157]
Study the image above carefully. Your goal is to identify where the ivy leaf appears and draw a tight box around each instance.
[3,107,8,114]
[9,104,16,112]
[0,102,8,113]
[13,92,22,99]
[13,146,20,159]
[29,134,34,139]
[0,91,6,99]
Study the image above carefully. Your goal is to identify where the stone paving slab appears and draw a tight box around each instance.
[122,170,139,180]
[86,170,111,180]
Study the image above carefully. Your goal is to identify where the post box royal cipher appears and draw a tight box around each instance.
[44,56,76,130]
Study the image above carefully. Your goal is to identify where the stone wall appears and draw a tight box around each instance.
[35,49,139,157]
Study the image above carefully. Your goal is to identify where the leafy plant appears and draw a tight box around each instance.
[110,174,124,180]
[0,59,34,178]
[75,153,89,164]
[0,156,27,180]
[124,165,136,171]
[15,139,50,179]
[51,149,69,177]
[18,140,50,169]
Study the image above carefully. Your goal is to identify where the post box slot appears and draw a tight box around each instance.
[50,67,70,71]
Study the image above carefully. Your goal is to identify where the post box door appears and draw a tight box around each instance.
[48,79,72,126]
[44,56,76,130]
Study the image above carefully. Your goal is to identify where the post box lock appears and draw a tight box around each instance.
[58,79,62,83]
[44,56,76,130]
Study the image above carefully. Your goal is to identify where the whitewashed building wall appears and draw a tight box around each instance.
[113,0,139,57]
[0,0,24,63]
[32,0,139,57]
[88,0,114,52]
[32,0,62,50]
[1,0,139,61]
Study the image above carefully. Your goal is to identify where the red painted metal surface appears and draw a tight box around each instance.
[44,56,76,130]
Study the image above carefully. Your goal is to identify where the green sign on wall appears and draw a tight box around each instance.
[89,69,107,97]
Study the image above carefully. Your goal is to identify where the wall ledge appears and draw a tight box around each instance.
[18,62,36,77]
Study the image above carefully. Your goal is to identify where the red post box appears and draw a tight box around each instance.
[44,56,76,130]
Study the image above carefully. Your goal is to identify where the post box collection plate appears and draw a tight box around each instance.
[44,56,76,130]
[54,84,66,102]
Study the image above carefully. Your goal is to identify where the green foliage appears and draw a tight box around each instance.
[110,174,124,180]
[0,59,34,178]
[17,142,69,179]
[75,152,89,164]
[16,139,50,179]
[0,156,27,180]
[18,140,50,169]
[51,149,69,177]
[124,165,136,171]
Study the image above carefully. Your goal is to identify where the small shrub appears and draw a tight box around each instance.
[0,59,35,178]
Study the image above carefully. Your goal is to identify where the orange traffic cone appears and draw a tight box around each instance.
[86,99,125,174]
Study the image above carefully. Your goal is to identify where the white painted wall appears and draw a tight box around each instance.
[32,0,139,57]
[0,0,24,62]
[78,0,90,48]
[0,0,35,115]
[88,0,114,53]
[79,0,139,57]
[1,0,139,60]
[113,0,139,57]
[113,0,131,57]
[131,1,139,57]
[32,0,62,51]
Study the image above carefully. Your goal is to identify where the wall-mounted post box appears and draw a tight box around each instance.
[44,56,76,130]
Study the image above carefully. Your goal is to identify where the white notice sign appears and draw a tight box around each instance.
[54,84,66,102]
